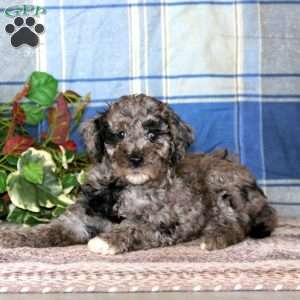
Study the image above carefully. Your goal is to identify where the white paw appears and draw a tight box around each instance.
[88,237,119,255]
[200,241,207,250]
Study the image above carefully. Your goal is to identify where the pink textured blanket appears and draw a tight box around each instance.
[0,218,299,293]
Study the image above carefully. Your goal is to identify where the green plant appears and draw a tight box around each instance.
[0,71,90,225]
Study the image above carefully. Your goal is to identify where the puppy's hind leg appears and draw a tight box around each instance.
[240,183,277,239]
[199,184,278,250]
[199,191,249,251]
[249,203,277,239]
[199,217,247,251]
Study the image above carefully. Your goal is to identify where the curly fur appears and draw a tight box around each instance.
[0,94,277,254]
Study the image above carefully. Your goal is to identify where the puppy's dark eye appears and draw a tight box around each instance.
[117,131,126,139]
[146,131,158,142]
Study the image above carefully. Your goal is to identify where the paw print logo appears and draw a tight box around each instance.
[5,16,44,48]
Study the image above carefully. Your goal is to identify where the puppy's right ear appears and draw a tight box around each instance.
[80,113,107,162]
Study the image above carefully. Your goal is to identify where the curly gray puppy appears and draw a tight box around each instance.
[0,94,277,254]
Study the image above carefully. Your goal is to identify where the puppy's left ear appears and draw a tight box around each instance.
[162,104,194,162]
[80,113,107,163]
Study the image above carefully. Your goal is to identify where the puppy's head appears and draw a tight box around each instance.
[81,94,194,185]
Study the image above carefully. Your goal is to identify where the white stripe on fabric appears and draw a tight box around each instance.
[257,2,267,188]
[163,98,236,104]
[242,97,300,103]
[35,0,47,142]
[233,1,242,157]
[59,0,66,91]
[160,0,169,103]
[129,0,142,93]
[127,1,133,94]
[35,0,47,71]
[237,2,244,160]
[87,102,110,108]
[259,179,300,185]
[143,0,149,95]
[188,96,300,103]
[91,96,300,106]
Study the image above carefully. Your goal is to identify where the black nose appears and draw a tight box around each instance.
[128,154,144,168]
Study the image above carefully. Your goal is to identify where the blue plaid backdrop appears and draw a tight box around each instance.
[1,0,300,216]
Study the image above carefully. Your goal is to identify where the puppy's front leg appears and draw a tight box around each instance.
[88,222,173,255]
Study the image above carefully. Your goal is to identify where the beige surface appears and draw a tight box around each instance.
[0,218,299,293]
[0,292,300,300]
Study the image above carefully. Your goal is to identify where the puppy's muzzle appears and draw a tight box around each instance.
[128,153,144,168]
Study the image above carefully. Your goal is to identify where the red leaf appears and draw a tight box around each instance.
[2,135,34,155]
[48,94,71,144]
[12,102,25,125]
[1,193,10,203]
[5,84,31,140]
[40,131,48,141]
[62,140,77,152]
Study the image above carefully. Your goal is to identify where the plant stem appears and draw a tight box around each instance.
[0,119,10,127]
[0,163,15,172]
[41,136,52,147]
[0,156,7,164]
[0,102,13,113]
